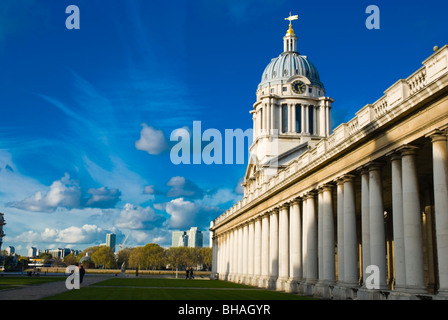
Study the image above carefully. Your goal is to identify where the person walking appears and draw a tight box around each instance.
[79,264,85,284]
[189,267,194,279]
[185,267,190,279]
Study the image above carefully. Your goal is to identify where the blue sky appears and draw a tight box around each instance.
[0,0,446,255]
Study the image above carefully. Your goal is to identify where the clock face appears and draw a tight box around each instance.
[292,80,306,94]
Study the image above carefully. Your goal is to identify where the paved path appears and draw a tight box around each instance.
[0,275,108,300]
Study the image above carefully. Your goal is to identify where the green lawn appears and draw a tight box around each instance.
[0,276,65,291]
[44,278,316,300]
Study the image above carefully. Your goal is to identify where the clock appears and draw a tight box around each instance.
[292,80,306,94]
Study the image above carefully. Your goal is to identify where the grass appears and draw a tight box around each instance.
[0,276,66,291]
[43,277,316,300]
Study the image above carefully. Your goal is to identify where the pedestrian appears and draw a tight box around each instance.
[79,264,85,284]
[189,267,194,279]
[185,267,190,279]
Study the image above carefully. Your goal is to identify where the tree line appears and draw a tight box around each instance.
[63,244,212,271]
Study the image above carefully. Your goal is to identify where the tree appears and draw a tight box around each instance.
[91,246,116,269]
[116,247,132,269]
[144,243,166,270]
[64,253,77,266]
[166,247,190,278]
[128,246,146,269]
[199,247,212,270]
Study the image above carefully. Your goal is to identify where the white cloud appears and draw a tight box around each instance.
[165,198,199,229]
[85,187,121,208]
[166,176,203,199]
[14,224,104,244]
[135,124,168,155]
[143,185,155,194]
[8,173,81,212]
[115,203,164,230]
[200,188,242,207]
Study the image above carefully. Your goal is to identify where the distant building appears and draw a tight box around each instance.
[172,227,203,248]
[106,233,116,253]
[28,247,37,258]
[45,248,80,259]
[6,246,15,255]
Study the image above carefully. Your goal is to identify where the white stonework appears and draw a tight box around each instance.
[210,19,448,300]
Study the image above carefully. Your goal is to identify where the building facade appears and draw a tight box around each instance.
[106,233,116,253]
[210,19,448,300]
[172,227,203,248]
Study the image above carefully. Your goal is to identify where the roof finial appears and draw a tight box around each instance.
[285,12,298,35]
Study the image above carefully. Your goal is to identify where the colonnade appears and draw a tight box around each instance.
[252,101,331,138]
[213,129,448,299]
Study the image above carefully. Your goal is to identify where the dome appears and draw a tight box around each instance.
[259,52,324,89]
[79,252,92,264]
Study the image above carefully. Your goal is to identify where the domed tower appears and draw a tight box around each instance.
[245,14,334,190]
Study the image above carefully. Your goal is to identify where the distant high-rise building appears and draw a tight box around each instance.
[6,246,15,255]
[106,233,116,252]
[28,247,37,258]
[188,227,203,248]
[172,227,203,248]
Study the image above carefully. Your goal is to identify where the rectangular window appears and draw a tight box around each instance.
[281,104,288,133]
[283,86,287,92]
[295,104,301,133]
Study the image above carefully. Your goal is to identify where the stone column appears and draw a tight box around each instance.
[254,216,262,285]
[225,231,230,280]
[229,229,234,281]
[261,213,270,287]
[336,179,345,283]
[212,234,218,278]
[317,189,324,282]
[287,199,302,292]
[269,209,279,289]
[368,162,388,289]
[360,168,371,287]
[390,153,406,291]
[278,204,290,290]
[399,145,425,293]
[343,174,358,287]
[248,220,255,284]
[237,226,244,282]
[427,131,448,298]
[242,223,249,283]
[302,195,308,282]
[305,192,318,285]
[323,184,336,283]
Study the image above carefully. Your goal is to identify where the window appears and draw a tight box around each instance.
[271,88,275,93]
[295,104,301,133]
[309,87,312,94]
[309,106,314,134]
[283,86,287,92]
[282,104,288,133]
